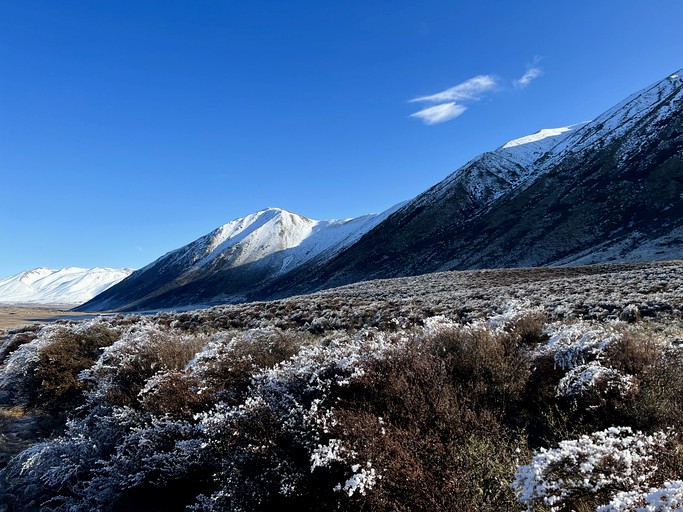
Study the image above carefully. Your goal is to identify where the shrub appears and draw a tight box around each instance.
[512,427,683,512]
[85,325,205,408]
[328,337,524,511]
[33,324,121,413]
[428,322,529,417]
[190,328,307,403]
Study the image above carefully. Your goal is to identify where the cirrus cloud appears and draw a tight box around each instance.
[514,57,544,89]
[410,74,498,104]
[410,102,468,125]
[409,74,497,125]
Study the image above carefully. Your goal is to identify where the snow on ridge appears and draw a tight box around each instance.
[501,126,575,149]
[412,123,582,210]
[549,69,683,160]
[0,267,134,306]
[193,205,401,273]
[132,204,403,284]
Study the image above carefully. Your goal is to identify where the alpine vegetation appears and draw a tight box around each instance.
[1,261,683,511]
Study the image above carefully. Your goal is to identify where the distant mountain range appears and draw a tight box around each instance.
[79,68,683,312]
[0,267,133,306]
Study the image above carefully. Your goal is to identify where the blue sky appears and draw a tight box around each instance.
[1,0,682,276]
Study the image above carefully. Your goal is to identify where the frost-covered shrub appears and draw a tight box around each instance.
[539,322,617,370]
[2,405,143,510]
[0,320,122,415]
[189,327,307,404]
[556,361,635,403]
[33,322,122,413]
[77,418,211,512]
[192,331,403,511]
[82,323,205,408]
[512,427,683,512]
[2,285,682,511]
[598,480,683,512]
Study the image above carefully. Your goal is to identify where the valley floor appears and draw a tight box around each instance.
[0,306,100,334]
[1,260,683,511]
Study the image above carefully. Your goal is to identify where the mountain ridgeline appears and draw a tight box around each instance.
[78,69,683,312]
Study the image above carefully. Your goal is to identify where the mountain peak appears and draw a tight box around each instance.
[0,267,133,306]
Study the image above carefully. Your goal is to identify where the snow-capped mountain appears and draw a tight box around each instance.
[81,68,683,311]
[78,206,400,311]
[0,267,134,306]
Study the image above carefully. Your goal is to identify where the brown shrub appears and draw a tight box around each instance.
[628,346,683,431]
[100,331,205,408]
[33,323,121,413]
[139,371,211,418]
[505,311,549,346]
[329,341,523,511]
[429,325,530,416]
[603,330,662,376]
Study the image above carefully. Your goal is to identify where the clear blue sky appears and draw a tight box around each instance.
[2,0,682,276]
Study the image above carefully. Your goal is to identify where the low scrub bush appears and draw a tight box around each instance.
[2,297,683,511]
[512,426,683,512]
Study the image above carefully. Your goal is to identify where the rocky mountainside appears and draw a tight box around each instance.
[0,267,133,306]
[260,69,683,298]
[80,68,683,311]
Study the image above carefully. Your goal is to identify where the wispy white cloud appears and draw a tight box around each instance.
[410,75,498,103]
[514,59,543,88]
[410,102,467,125]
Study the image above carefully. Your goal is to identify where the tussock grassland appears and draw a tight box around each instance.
[1,260,682,511]
[0,306,98,332]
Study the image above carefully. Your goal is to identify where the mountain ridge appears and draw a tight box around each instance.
[78,68,683,312]
[0,267,134,306]
[77,205,402,311]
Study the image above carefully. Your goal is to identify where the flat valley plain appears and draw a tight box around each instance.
[0,306,98,333]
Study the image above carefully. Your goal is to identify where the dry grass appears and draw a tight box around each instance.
[0,306,99,332]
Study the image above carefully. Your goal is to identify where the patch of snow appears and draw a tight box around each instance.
[0,267,134,306]
[133,204,404,284]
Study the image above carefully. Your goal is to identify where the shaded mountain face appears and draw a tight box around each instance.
[81,69,683,312]
[0,267,133,306]
[260,70,683,298]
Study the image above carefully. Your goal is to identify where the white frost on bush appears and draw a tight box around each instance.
[422,315,458,336]
[512,427,671,511]
[335,462,380,496]
[487,301,539,329]
[539,322,616,369]
[556,361,634,399]
[310,438,348,471]
[0,323,66,384]
[598,480,683,511]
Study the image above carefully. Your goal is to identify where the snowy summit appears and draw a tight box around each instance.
[0,267,134,306]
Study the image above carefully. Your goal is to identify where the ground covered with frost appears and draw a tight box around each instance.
[1,261,682,511]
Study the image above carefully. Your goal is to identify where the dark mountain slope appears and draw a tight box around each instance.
[80,69,683,311]
[258,71,683,299]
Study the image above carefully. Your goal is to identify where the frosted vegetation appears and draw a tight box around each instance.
[1,261,682,511]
